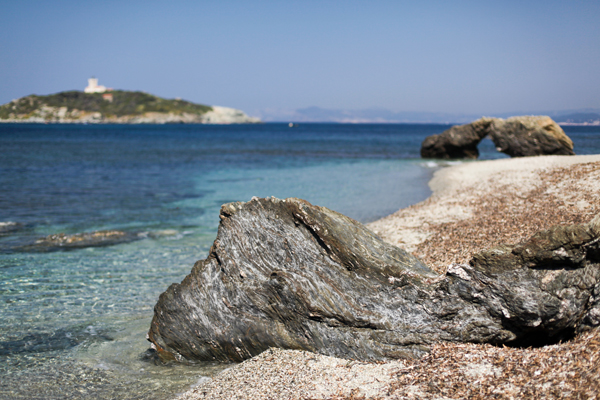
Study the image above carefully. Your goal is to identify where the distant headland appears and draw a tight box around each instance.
[0,78,261,124]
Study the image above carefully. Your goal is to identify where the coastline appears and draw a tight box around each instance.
[369,154,600,273]
[173,154,600,400]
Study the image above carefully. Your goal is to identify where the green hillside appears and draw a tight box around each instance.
[0,90,213,119]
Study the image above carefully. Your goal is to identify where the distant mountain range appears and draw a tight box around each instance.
[256,107,600,125]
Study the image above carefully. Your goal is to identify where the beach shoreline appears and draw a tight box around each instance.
[174,154,600,400]
[369,154,600,272]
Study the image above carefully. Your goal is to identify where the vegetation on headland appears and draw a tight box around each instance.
[0,90,213,120]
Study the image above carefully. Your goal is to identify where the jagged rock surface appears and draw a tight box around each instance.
[148,198,600,363]
[420,117,494,159]
[421,116,574,159]
[489,116,575,157]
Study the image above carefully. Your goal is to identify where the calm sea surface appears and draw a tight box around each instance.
[1,123,598,399]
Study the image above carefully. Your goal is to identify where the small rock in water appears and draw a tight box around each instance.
[0,221,23,235]
[146,229,180,239]
[19,230,142,252]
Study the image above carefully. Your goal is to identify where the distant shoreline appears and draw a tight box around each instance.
[0,91,261,124]
[1,118,598,126]
[0,120,263,125]
[557,122,600,126]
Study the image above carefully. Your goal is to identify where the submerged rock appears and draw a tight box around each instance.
[148,198,600,363]
[0,327,113,355]
[420,117,494,159]
[20,230,142,251]
[489,116,575,157]
[0,221,22,235]
[420,116,574,159]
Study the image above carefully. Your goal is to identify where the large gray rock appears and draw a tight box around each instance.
[489,116,575,157]
[148,198,600,363]
[420,118,493,159]
[421,116,574,159]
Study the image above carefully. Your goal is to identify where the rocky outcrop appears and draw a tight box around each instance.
[0,327,112,355]
[148,197,600,363]
[0,222,22,235]
[20,230,142,251]
[421,116,574,159]
[0,106,260,124]
[0,91,261,124]
[489,116,574,157]
[420,118,494,159]
[15,228,181,252]
[200,106,261,124]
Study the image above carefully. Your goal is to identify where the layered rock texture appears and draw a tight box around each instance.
[148,197,600,363]
[421,116,574,159]
[0,91,260,124]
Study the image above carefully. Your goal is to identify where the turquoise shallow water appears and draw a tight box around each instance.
[0,123,598,399]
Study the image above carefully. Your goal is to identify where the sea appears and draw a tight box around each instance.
[1,123,599,399]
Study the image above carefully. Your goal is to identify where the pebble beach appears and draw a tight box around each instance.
[175,154,600,400]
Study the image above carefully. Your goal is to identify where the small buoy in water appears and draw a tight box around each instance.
[289,122,294,127]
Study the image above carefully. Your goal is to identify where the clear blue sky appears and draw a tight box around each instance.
[1,0,599,116]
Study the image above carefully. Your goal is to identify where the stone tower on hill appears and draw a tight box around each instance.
[84,77,110,93]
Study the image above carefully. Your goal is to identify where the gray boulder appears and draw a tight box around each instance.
[148,197,600,363]
[489,116,575,157]
[420,117,493,159]
[420,116,574,159]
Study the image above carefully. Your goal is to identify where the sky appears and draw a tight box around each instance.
[1,0,599,118]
